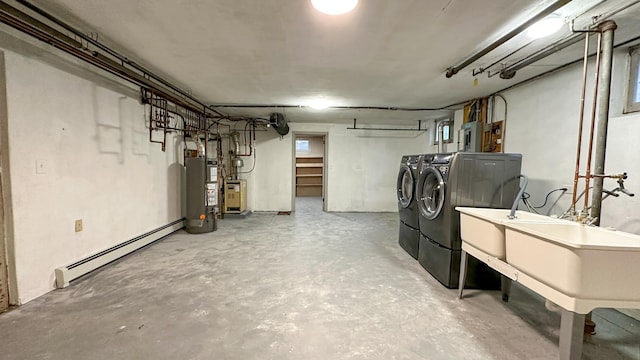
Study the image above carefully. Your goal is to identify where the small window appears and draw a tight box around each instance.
[295,139,310,152]
[625,45,640,113]
[434,119,453,145]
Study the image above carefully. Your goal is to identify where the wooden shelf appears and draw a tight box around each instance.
[296,156,323,163]
[296,156,323,197]
[296,174,322,177]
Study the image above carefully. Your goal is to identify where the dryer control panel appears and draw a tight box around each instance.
[437,165,450,180]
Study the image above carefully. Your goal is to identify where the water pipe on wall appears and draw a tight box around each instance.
[229,132,244,179]
[445,0,571,78]
[582,31,603,212]
[493,94,508,152]
[193,133,206,157]
[588,20,618,226]
[568,20,628,224]
[435,119,448,153]
[570,32,591,216]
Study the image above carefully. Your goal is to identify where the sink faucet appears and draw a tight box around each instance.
[508,174,528,219]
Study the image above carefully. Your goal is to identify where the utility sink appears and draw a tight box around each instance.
[456,207,569,259]
[457,208,640,360]
[504,222,640,301]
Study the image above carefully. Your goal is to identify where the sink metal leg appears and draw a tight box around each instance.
[501,276,512,302]
[458,250,467,299]
[559,309,585,360]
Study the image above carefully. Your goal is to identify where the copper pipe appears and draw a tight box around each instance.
[571,33,591,214]
[0,1,213,119]
[583,32,603,211]
[579,173,626,182]
[15,0,215,115]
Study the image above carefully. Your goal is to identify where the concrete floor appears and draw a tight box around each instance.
[0,197,639,359]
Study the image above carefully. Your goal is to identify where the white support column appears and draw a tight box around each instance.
[559,309,586,360]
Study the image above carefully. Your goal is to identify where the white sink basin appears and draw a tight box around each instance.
[456,207,568,259]
[504,222,640,300]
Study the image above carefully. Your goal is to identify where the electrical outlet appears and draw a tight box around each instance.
[35,160,47,174]
[75,219,83,232]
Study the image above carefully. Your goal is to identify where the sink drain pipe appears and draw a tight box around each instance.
[589,20,617,226]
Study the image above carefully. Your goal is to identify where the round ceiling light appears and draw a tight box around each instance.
[311,0,359,15]
[307,98,332,110]
[527,14,563,39]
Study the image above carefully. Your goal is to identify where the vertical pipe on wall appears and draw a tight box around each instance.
[583,32,603,211]
[494,94,508,153]
[589,20,617,226]
[571,33,591,214]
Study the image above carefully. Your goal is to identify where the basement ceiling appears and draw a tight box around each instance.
[16,0,640,124]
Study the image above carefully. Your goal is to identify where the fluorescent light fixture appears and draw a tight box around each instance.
[307,98,331,110]
[311,0,358,15]
[527,14,563,39]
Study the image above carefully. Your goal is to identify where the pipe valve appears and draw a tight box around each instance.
[616,176,634,197]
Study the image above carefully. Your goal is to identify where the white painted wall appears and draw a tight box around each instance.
[243,128,293,212]
[477,48,640,234]
[1,48,183,304]
[243,122,436,212]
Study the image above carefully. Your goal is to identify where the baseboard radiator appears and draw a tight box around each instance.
[55,219,185,288]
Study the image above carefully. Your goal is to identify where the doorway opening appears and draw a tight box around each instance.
[293,133,327,213]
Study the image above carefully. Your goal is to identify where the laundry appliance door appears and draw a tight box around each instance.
[397,164,414,209]
[418,167,445,220]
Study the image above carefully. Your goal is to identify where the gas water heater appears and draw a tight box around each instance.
[185,157,217,233]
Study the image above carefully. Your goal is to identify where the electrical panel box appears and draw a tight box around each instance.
[224,179,247,213]
[463,122,482,152]
[186,157,217,233]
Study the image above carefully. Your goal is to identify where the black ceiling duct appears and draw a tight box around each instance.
[269,113,289,136]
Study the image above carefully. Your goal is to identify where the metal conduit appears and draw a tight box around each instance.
[445,0,572,78]
[14,0,211,113]
[209,102,468,112]
[589,20,617,226]
[500,34,585,79]
[0,1,210,117]
[499,0,640,80]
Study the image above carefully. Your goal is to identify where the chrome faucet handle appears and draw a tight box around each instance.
[620,187,635,197]
[616,177,635,197]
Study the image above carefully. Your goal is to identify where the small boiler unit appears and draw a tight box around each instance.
[185,157,218,234]
[224,179,247,214]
